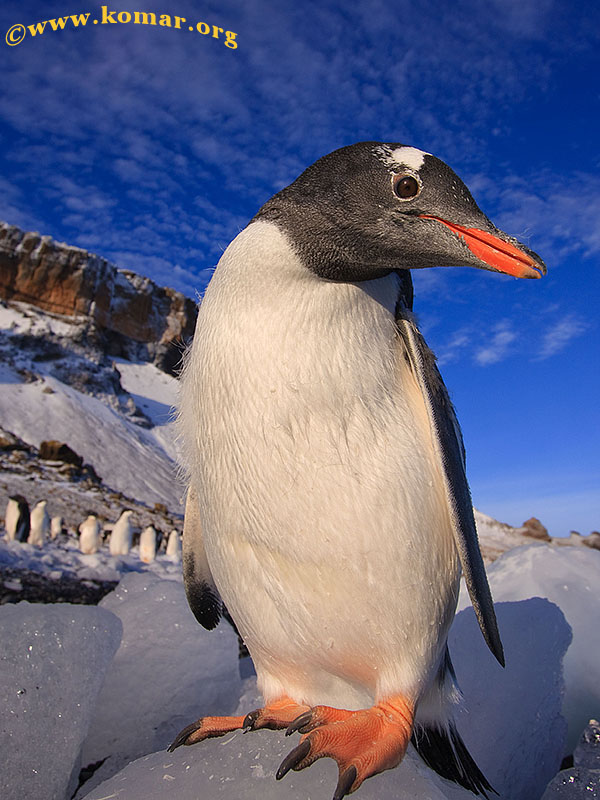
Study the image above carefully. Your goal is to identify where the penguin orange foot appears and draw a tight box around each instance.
[167,695,310,750]
[277,696,415,799]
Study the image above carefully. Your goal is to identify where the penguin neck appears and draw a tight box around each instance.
[193,220,404,413]
[203,219,401,325]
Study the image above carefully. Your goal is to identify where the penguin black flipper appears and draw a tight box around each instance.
[396,308,505,667]
[182,488,222,630]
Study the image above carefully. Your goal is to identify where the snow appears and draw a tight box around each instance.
[0,601,122,800]
[0,364,182,510]
[458,543,600,754]
[0,530,184,585]
[0,301,81,340]
[78,572,242,794]
[0,301,182,512]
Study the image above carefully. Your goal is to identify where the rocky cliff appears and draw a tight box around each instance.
[0,222,198,375]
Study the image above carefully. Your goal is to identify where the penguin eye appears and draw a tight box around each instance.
[393,174,420,200]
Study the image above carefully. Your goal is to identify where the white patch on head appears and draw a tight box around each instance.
[374,144,430,172]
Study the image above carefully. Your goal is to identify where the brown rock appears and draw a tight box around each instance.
[0,222,197,371]
[521,517,551,541]
[39,440,83,468]
[583,532,600,551]
[0,427,29,451]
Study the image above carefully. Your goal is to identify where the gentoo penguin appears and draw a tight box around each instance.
[28,500,50,547]
[166,528,182,559]
[139,524,157,563]
[79,513,101,554]
[109,509,133,556]
[171,143,546,798]
[4,495,30,542]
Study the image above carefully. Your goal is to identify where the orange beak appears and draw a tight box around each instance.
[419,215,544,279]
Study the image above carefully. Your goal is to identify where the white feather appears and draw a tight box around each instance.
[180,221,460,717]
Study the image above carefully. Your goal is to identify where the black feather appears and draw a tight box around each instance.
[411,721,496,797]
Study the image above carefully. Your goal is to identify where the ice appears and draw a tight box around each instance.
[79,572,242,793]
[80,728,471,800]
[574,719,600,769]
[458,543,600,753]
[0,601,122,800]
[82,597,570,800]
[446,598,570,800]
[541,720,600,798]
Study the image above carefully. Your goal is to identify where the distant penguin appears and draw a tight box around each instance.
[109,510,133,556]
[28,500,50,547]
[139,525,157,563]
[79,514,101,554]
[50,516,64,540]
[166,529,181,560]
[5,495,30,542]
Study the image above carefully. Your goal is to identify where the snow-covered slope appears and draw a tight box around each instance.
[0,301,182,510]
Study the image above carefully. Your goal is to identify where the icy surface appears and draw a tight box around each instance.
[574,719,600,769]
[82,598,570,800]
[79,572,242,793]
[0,601,122,800]
[82,728,469,800]
[447,598,570,800]
[541,720,600,798]
[459,544,600,753]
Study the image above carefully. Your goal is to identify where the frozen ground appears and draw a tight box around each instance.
[1,541,598,800]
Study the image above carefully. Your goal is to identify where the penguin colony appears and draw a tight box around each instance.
[3,499,182,562]
[173,143,546,799]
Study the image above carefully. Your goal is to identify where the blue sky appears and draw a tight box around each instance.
[1,0,598,535]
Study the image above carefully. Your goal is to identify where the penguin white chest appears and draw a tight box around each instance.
[181,222,459,707]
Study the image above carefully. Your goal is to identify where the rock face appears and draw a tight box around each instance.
[0,222,197,375]
[520,516,551,541]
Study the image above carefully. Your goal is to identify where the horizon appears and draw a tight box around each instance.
[1,0,598,536]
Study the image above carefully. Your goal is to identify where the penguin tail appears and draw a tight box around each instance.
[411,721,497,797]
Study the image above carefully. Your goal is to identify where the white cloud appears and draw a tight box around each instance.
[474,320,518,366]
[536,315,588,360]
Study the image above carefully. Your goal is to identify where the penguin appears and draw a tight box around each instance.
[50,515,64,540]
[139,524,157,563]
[166,528,182,560]
[28,500,50,547]
[171,143,546,798]
[4,495,30,542]
[109,509,133,556]
[79,513,101,554]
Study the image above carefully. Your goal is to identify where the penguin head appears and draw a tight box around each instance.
[254,142,546,283]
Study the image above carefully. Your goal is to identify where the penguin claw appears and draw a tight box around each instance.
[333,765,358,800]
[242,710,261,732]
[286,709,315,736]
[276,738,312,779]
[167,719,203,752]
